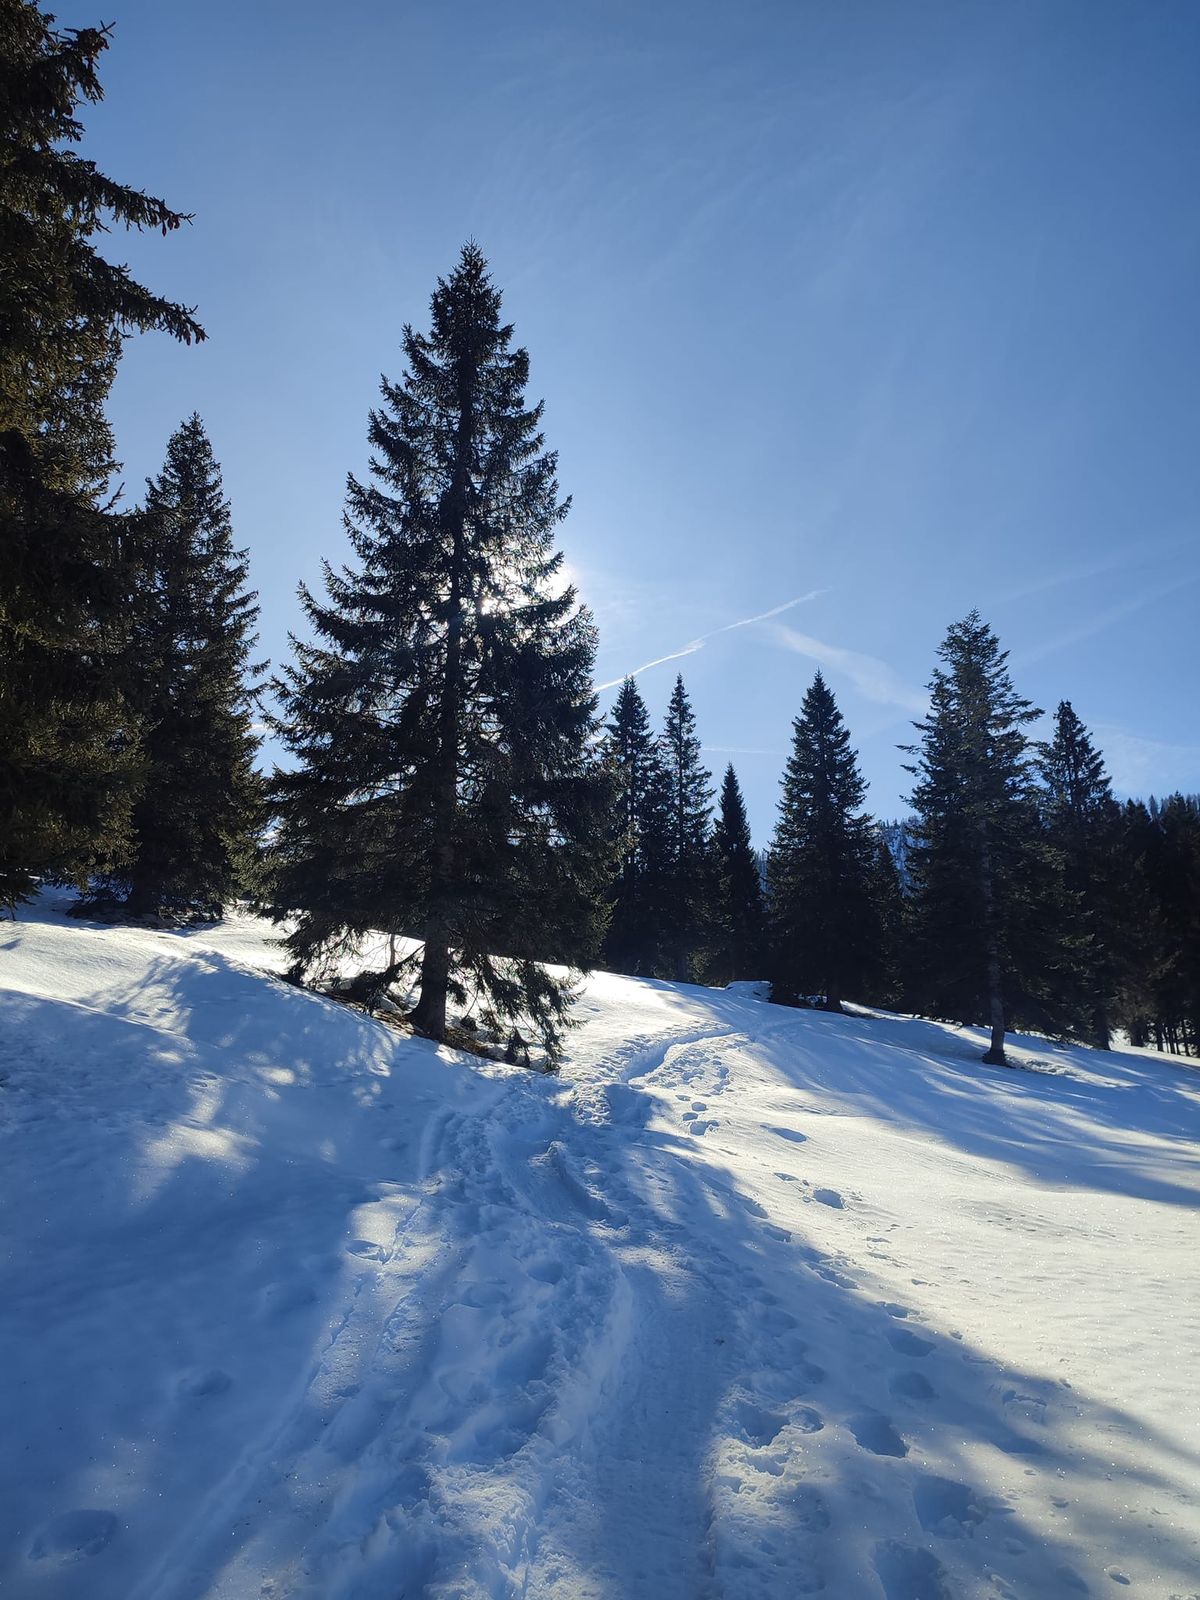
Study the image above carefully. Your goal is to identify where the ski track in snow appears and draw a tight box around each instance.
[2,899,1200,1598]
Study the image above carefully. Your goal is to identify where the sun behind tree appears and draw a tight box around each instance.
[268,245,608,1060]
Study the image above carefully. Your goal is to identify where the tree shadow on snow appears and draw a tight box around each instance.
[0,904,455,1600]
[740,1002,1200,1211]
[544,1077,1200,1599]
[4,915,1198,1600]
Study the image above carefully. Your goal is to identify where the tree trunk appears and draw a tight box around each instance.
[1092,1004,1111,1051]
[409,353,474,1044]
[411,930,450,1040]
[981,958,1007,1064]
[977,822,1009,1066]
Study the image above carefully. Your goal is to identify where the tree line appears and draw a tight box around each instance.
[595,647,1200,1066]
[3,1,1197,1067]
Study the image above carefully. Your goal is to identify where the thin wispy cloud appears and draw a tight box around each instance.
[765,623,929,715]
[1013,569,1200,668]
[994,530,1196,608]
[595,589,828,693]
[1093,723,1200,798]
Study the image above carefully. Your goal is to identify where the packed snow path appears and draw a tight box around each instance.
[2,902,1199,1598]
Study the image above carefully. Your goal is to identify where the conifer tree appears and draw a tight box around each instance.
[0,1,203,908]
[268,246,606,1059]
[706,763,765,985]
[1106,800,1166,1048]
[862,828,909,1010]
[1037,702,1123,1047]
[906,612,1080,1064]
[659,674,713,980]
[602,676,672,976]
[768,671,876,1012]
[1139,794,1200,1055]
[91,417,261,918]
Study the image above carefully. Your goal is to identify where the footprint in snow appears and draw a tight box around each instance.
[847,1411,908,1457]
[793,1485,831,1532]
[812,1188,843,1209]
[347,1238,387,1260]
[176,1367,232,1399]
[1054,1566,1090,1592]
[257,1280,317,1319]
[604,1083,652,1127]
[28,1510,118,1564]
[794,1358,827,1392]
[535,1141,625,1225]
[453,1391,550,1464]
[732,1397,786,1447]
[874,1540,953,1600]
[458,1280,508,1309]
[887,1326,934,1357]
[793,1556,826,1593]
[524,1257,564,1285]
[301,1250,342,1277]
[756,1303,798,1333]
[889,1370,937,1402]
[769,1125,808,1144]
[913,1472,991,1536]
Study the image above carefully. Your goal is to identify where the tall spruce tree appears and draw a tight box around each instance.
[862,827,909,1010]
[707,763,765,985]
[1037,702,1122,1047]
[1142,794,1200,1055]
[91,416,261,918]
[660,674,713,980]
[0,1,203,908]
[1108,799,1168,1048]
[906,612,1081,1065]
[269,245,606,1058]
[602,676,672,977]
[768,671,876,1012]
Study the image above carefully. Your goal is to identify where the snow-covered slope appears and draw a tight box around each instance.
[2,897,1198,1599]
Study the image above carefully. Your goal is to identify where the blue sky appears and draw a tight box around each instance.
[83,0,1200,841]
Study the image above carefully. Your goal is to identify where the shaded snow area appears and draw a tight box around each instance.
[2,899,1199,1599]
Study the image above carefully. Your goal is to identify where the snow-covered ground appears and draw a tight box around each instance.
[2,897,1198,1600]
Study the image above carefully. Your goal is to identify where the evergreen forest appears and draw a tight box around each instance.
[3,0,1197,1068]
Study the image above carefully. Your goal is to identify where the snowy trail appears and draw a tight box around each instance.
[2,904,1199,1598]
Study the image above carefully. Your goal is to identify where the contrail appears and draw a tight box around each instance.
[715,590,829,634]
[595,589,828,693]
[1012,569,1200,668]
[595,640,704,692]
